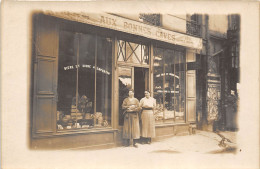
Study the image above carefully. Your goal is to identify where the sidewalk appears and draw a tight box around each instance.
[110,130,237,154]
[75,130,237,154]
[62,130,238,169]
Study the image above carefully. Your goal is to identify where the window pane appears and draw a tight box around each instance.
[153,48,164,124]
[153,47,186,124]
[57,32,112,130]
[77,33,96,128]
[142,45,149,65]
[117,40,149,65]
[126,42,141,64]
[57,31,77,130]
[96,36,112,127]
[164,49,175,123]
[117,40,125,62]
[175,51,185,122]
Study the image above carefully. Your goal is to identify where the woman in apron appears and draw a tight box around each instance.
[122,89,140,147]
[139,90,156,144]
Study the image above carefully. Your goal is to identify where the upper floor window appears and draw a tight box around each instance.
[186,14,201,37]
[139,13,161,26]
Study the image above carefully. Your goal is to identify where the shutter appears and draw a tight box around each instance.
[32,14,59,137]
[186,70,196,122]
[186,49,197,123]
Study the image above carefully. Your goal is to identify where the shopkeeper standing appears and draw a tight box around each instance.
[139,90,156,144]
[122,89,140,147]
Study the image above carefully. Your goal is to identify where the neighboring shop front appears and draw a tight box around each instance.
[31,12,202,149]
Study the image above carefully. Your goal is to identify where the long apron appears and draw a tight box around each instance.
[141,109,156,138]
[123,112,140,139]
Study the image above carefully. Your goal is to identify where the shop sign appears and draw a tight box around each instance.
[46,11,203,49]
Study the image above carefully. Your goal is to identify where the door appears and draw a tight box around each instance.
[118,66,149,126]
[134,67,149,101]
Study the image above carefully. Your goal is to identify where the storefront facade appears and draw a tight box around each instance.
[31,12,202,149]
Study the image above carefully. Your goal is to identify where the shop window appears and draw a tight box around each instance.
[117,40,149,65]
[153,47,185,123]
[57,31,112,130]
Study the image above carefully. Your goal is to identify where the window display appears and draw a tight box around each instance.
[57,31,112,130]
[153,47,185,123]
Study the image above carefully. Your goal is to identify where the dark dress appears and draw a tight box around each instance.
[122,97,140,139]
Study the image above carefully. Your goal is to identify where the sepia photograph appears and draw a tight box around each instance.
[1,0,259,169]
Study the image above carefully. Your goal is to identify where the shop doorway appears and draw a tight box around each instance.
[134,67,149,101]
[118,66,149,125]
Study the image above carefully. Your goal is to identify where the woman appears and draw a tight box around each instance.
[122,89,140,147]
[139,90,156,144]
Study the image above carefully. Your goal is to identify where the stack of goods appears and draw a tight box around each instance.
[71,113,83,120]
[93,112,103,126]
[84,113,92,119]
[102,120,109,127]
[71,105,83,120]
[62,115,71,123]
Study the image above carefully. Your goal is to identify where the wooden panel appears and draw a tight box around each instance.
[36,15,58,57]
[186,69,196,123]
[35,96,55,133]
[187,73,196,98]
[155,126,174,137]
[31,132,115,150]
[32,14,59,137]
[174,125,189,136]
[187,99,196,122]
[37,59,55,94]
[186,50,196,62]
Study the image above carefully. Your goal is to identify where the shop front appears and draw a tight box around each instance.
[31,12,202,149]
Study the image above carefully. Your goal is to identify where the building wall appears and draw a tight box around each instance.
[2,0,200,150]
[209,15,228,36]
[162,14,186,33]
[119,14,187,33]
[116,13,141,22]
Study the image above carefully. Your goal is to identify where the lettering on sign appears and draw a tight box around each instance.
[46,11,203,49]
[156,31,175,41]
[63,64,110,75]
[100,16,117,26]
[123,22,151,35]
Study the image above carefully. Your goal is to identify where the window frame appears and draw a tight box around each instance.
[56,24,114,132]
[152,46,186,124]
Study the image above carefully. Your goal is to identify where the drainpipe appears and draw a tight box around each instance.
[201,14,210,130]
